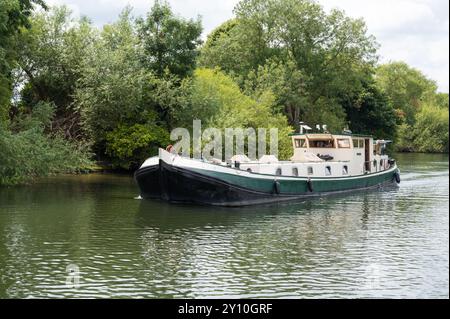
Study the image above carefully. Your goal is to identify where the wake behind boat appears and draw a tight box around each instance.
[134,131,400,206]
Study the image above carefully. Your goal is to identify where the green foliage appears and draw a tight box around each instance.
[137,0,202,78]
[343,81,399,140]
[198,19,251,77]
[397,104,449,153]
[106,123,169,169]
[375,62,438,125]
[0,102,92,185]
[187,68,294,159]
[0,0,46,125]
[375,62,448,152]
[201,0,377,89]
[14,5,96,138]
[200,0,378,135]
[74,9,175,168]
[75,10,147,144]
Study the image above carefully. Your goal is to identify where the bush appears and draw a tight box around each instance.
[0,102,93,185]
[411,104,449,153]
[105,123,170,170]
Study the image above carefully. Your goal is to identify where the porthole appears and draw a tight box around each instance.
[276,168,282,176]
[292,167,299,176]
[325,166,332,176]
[307,167,313,175]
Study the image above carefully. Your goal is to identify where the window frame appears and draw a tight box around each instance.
[294,138,307,148]
[337,138,351,149]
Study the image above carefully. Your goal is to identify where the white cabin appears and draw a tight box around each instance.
[233,133,391,178]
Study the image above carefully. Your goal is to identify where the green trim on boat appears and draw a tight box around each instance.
[188,167,397,194]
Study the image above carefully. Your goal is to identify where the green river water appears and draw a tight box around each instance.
[0,153,448,298]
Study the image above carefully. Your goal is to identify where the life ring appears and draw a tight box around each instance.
[393,171,401,184]
[273,180,281,194]
[307,178,314,192]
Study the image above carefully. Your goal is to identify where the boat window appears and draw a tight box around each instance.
[337,138,351,148]
[373,160,377,168]
[307,167,313,175]
[353,139,364,148]
[295,138,307,148]
[292,167,299,176]
[380,159,384,168]
[247,168,252,173]
[309,139,334,148]
[343,165,348,175]
[325,166,332,176]
[276,168,282,176]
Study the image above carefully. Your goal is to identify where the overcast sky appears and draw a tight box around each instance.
[46,0,449,92]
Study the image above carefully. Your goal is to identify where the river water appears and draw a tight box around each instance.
[0,153,448,299]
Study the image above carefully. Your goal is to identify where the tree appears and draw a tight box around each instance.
[198,18,259,79]
[13,6,96,139]
[375,62,438,125]
[375,62,448,152]
[200,0,378,133]
[137,0,202,78]
[343,81,399,140]
[410,104,449,153]
[75,9,173,168]
[0,0,46,124]
[0,101,92,185]
[186,68,294,159]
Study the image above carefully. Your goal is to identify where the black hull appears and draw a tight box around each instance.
[134,164,161,199]
[159,160,304,206]
[135,160,397,207]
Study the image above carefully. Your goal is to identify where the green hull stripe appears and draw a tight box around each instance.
[189,167,397,194]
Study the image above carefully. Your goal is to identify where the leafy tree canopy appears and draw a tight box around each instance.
[0,0,46,124]
[137,0,202,78]
[375,61,438,125]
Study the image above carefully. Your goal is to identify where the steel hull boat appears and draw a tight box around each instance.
[135,148,400,207]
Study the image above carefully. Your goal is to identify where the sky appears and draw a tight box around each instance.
[46,0,449,92]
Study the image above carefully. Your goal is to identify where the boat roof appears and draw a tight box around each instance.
[289,132,374,138]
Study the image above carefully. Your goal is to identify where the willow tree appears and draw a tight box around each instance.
[200,0,379,132]
[14,6,96,139]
